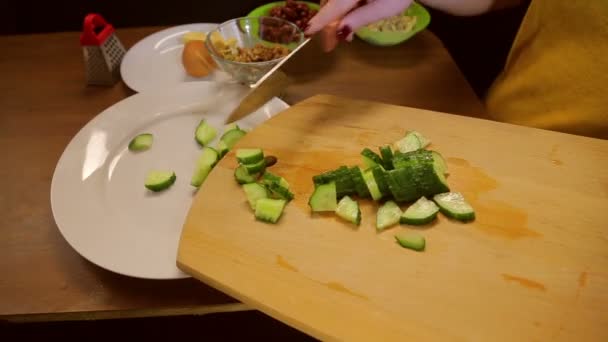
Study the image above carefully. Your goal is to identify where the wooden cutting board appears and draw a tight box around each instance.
[177,94,608,341]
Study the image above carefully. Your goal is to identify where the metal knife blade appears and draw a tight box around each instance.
[224,38,311,124]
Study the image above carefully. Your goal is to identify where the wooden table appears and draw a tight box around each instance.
[0,26,485,322]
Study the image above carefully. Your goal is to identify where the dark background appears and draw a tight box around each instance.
[1,0,530,338]
[1,0,530,98]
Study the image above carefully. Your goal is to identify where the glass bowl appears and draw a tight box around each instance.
[205,16,304,85]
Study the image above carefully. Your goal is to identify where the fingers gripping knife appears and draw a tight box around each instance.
[80,13,126,86]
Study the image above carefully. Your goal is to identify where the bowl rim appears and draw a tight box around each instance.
[205,16,304,67]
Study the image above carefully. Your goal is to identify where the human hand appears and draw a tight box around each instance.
[305,0,413,48]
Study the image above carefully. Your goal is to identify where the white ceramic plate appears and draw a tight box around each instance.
[51,81,289,279]
[120,23,230,93]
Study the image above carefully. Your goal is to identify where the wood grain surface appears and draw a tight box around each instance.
[0,26,485,320]
[178,94,608,341]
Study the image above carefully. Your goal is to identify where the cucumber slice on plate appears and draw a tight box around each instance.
[234,165,259,184]
[195,120,217,146]
[144,170,176,192]
[400,197,439,225]
[376,200,402,231]
[335,195,361,226]
[395,232,426,251]
[236,148,264,164]
[433,192,475,222]
[220,128,247,150]
[128,133,153,151]
[190,163,212,187]
[308,181,337,212]
[242,183,268,210]
[255,198,287,223]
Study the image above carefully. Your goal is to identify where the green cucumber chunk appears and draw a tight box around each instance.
[349,166,370,198]
[195,120,218,146]
[376,200,402,231]
[242,183,268,210]
[335,195,361,226]
[220,128,247,150]
[408,131,430,148]
[370,165,390,198]
[400,197,439,225]
[395,232,426,251]
[144,170,176,192]
[433,192,475,222]
[128,133,153,151]
[255,198,287,223]
[262,171,290,189]
[236,148,264,164]
[362,169,383,201]
[312,166,355,198]
[361,148,383,167]
[244,159,266,174]
[379,145,394,170]
[394,132,421,153]
[267,182,294,201]
[217,140,229,158]
[431,150,449,176]
[234,165,259,184]
[308,182,337,212]
[385,168,419,202]
[190,163,212,187]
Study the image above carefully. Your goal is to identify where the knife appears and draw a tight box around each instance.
[224,38,311,124]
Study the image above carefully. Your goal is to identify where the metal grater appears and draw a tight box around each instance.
[80,13,126,86]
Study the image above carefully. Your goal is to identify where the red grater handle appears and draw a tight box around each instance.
[80,13,115,46]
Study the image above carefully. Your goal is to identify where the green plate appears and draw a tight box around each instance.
[247,1,320,18]
[355,2,431,46]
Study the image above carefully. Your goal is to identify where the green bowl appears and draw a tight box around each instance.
[247,1,320,18]
[355,2,431,46]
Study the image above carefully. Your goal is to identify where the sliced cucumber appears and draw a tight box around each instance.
[370,165,390,198]
[128,133,153,151]
[195,120,217,146]
[244,159,266,174]
[349,166,370,198]
[362,169,383,201]
[217,140,229,158]
[198,147,219,167]
[190,163,212,187]
[255,198,287,223]
[267,182,294,201]
[395,232,426,251]
[262,171,289,189]
[242,183,268,210]
[308,182,337,212]
[394,132,421,153]
[234,165,259,184]
[433,192,475,222]
[379,145,394,170]
[236,148,264,164]
[312,166,355,199]
[376,200,402,231]
[401,197,439,225]
[361,148,383,168]
[144,170,176,192]
[431,150,449,176]
[388,149,449,201]
[408,131,430,148]
[385,168,419,202]
[335,196,361,226]
[220,128,247,150]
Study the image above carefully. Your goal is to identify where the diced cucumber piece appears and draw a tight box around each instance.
[400,197,439,225]
[335,196,361,226]
[220,128,247,150]
[255,198,287,223]
[312,166,355,199]
[408,131,430,148]
[190,163,212,187]
[379,145,394,170]
[385,168,419,202]
[394,132,421,153]
[349,166,370,198]
[431,150,449,176]
[362,169,383,201]
[262,171,290,189]
[361,148,383,168]
[198,147,219,167]
[144,170,176,192]
[195,120,217,146]
[433,192,475,222]
[242,183,268,210]
[244,159,266,174]
[370,165,390,198]
[236,148,264,164]
[217,140,229,158]
[267,182,294,201]
[128,133,153,151]
[308,182,337,212]
[376,200,402,231]
[395,232,426,251]
[388,149,449,201]
[234,165,259,184]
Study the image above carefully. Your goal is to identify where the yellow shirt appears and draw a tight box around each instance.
[485,0,608,139]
